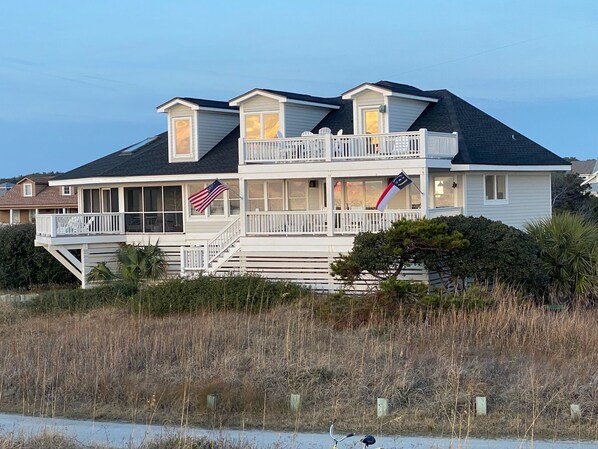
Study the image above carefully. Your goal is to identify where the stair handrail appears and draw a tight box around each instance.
[207,216,241,264]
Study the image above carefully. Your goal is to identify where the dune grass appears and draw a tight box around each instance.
[0,285,597,440]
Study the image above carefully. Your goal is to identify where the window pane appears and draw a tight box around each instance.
[164,213,184,232]
[102,189,111,213]
[110,188,119,212]
[245,114,260,140]
[174,119,191,154]
[365,180,384,209]
[263,113,279,139]
[288,180,307,211]
[496,175,506,200]
[410,178,421,209]
[268,180,284,211]
[188,184,204,216]
[125,213,143,232]
[434,176,455,208]
[333,181,343,210]
[230,199,240,215]
[227,180,240,215]
[83,190,92,213]
[346,181,365,209]
[248,181,265,211]
[364,110,379,134]
[91,189,101,213]
[163,186,182,211]
[144,213,163,233]
[144,187,162,212]
[125,188,142,212]
[209,199,225,215]
[485,175,495,201]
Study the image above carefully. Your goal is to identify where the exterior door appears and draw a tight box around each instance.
[361,108,381,154]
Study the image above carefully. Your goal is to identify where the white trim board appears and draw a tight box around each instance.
[451,164,571,172]
[48,173,239,187]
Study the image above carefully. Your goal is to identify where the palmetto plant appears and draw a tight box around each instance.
[525,213,598,301]
[87,242,166,286]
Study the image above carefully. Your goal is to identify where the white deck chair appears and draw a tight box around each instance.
[318,127,331,135]
[300,131,315,158]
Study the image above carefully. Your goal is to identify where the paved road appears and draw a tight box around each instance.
[0,413,594,449]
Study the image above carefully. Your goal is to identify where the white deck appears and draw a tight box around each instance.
[240,129,458,164]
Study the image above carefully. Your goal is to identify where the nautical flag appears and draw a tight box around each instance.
[189,180,229,213]
[376,172,413,212]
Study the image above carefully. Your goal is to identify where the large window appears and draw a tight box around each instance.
[83,188,118,213]
[22,183,33,197]
[485,174,507,202]
[189,180,240,217]
[173,118,191,155]
[434,176,456,208]
[287,180,307,211]
[335,179,404,210]
[245,112,279,139]
[124,186,183,233]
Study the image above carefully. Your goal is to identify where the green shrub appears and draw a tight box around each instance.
[425,216,547,294]
[0,223,76,289]
[129,275,310,315]
[22,281,137,314]
[526,213,598,302]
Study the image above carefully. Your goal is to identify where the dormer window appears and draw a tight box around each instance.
[173,117,192,155]
[245,112,279,140]
[62,186,72,196]
[23,183,33,197]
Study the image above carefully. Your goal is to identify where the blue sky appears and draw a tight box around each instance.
[1,0,597,178]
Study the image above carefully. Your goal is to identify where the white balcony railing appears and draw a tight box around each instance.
[240,129,458,164]
[246,211,328,235]
[36,213,125,238]
[334,209,422,234]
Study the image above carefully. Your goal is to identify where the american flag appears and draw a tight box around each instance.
[189,180,229,213]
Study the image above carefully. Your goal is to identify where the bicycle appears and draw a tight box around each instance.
[328,423,378,449]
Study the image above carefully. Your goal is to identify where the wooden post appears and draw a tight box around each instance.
[207,394,217,410]
[570,404,581,420]
[377,398,389,417]
[290,394,301,412]
[475,396,487,416]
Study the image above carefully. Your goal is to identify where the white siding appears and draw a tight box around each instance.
[169,104,192,118]
[284,103,330,137]
[197,111,238,159]
[464,173,552,229]
[243,96,280,113]
[387,96,429,132]
[355,90,384,106]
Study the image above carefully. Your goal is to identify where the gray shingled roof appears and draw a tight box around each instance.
[53,129,239,181]
[571,159,597,175]
[54,82,569,181]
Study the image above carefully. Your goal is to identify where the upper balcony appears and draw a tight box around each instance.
[240,129,458,165]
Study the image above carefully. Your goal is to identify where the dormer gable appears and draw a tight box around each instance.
[229,89,340,139]
[157,97,239,163]
[342,81,438,134]
[16,176,50,197]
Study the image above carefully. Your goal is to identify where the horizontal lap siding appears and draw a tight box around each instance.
[387,97,428,132]
[284,104,329,136]
[198,111,238,159]
[216,236,430,292]
[243,96,279,113]
[355,90,384,106]
[465,173,551,229]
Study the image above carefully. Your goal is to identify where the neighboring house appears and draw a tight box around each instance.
[570,159,598,196]
[0,183,15,197]
[0,176,78,224]
[34,80,570,289]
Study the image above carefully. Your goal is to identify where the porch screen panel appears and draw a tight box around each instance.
[267,181,284,211]
[124,187,143,232]
[247,181,265,212]
[288,180,307,211]
[345,181,365,209]
[228,180,240,215]
[163,186,183,232]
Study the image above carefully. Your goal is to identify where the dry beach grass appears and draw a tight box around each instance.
[0,287,597,440]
